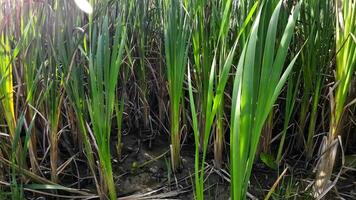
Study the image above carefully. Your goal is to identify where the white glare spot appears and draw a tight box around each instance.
[74,0,93,14]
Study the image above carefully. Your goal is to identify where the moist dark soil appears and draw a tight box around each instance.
[22,130,356,200]
[111,131,356,200]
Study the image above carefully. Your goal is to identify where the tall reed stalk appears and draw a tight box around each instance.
[190,0,215,154]
[163,0,190,172]
[40,1,69,182]
[53,0,102,196]
[230,1,301,199]
[298,0,334,159]
[0,0,32,168]
[87,9,126,199]
[188,2,258,198]
[188,40,238,199]
[0,1,17,140]
[189,0,237,169]
[18,0,49,175]
[315,0,356,195]
[133,0,150,129]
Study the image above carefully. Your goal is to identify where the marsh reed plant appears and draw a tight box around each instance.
[298,0,334,159]
[189,0,237,169]
[40,1,70,182]
[52,0,102,195]
[190,0,216,155]
[230,1,301,199]
[188,40,238,199]
[315,0,356,195]
[133,0,150,129]
[0,0,34,169]
[163,0,190,172]
[0,1,17,141]
[87,9,127,199]
[20,7,45,174]
[188,1,258,198]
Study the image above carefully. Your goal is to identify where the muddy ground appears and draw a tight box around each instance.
[22,131,356,199]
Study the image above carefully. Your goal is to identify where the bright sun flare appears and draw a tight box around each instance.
[73,0,93,14]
